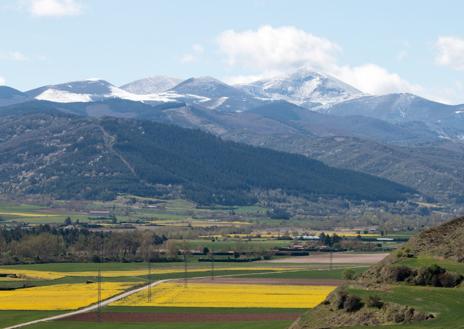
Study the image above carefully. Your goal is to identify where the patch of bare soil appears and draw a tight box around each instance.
[65,312,301,323]
[266,253,388,264]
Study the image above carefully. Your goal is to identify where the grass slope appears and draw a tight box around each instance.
[293,217,464,329]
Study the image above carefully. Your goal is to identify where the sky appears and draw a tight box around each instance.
[1,0,464,104]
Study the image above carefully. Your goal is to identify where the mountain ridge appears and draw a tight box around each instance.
[0,107,415,205]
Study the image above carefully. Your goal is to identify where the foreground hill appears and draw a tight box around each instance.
[0,105,414,205]
[292,217,464,329]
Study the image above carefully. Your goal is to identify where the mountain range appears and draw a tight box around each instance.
[1,68,464,206]
[0,106,414,205]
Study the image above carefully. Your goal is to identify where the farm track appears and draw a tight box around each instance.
[266,253,389,264]
[63,312,302,323]
[2,267,338,329]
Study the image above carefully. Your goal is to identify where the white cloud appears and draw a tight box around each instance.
[180,44,204,64]
[333,64,422,95]
[218,25,339,72]
[217,25,417,95]
[0,76,5,85]
[423,81,464,105]
[224,74,268,85]
[0,51,28,61]
[435,36,464,71]
[25,0,82,17]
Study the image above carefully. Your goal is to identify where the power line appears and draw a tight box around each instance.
[329,250,333,271]
[147,256,152,303]
[211,247,215,281]
[97,238,103,321]
[183,240,188,287]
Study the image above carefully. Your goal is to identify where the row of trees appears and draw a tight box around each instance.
[0,225,169,264]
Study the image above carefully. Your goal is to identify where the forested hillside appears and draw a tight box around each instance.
[0,107,414,205]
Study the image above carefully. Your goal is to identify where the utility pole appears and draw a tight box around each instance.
[211,247,215,281]
[97,238,103,321]
[147,256,152,303]
[183,240,188,287]
[329,250,333,271]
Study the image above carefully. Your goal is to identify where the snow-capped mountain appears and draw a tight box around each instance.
[237,69,364,107]
[324,93,464,140]
[325,93,461,122]
[169,76,265,112]
[24,77,265,111]
[120,76,182,94]
[26,79,178,104]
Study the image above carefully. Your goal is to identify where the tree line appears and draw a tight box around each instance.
[0,225,169,264]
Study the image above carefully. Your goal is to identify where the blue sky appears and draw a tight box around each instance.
[1,0,464,103]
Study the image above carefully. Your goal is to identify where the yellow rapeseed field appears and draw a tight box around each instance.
[0,282,136,310]
[150,220,250,228]
[0,269,65,280]
[0,212,59,217]
[0,266,297,280]
[113,282,336,308]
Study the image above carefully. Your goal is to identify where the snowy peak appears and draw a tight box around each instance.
[28,79,114,96]
[324,92,460,123]
[169,76,265,112]
[237,69,364,107]
[26,79,178,104]
[26,79,115,103]
[171,76,233,96]
[120,76,181,94]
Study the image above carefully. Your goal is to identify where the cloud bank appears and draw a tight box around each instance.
[218,25,419,95]
[26,0,82,17]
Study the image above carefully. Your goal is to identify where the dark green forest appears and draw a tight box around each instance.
[0,107,415,205]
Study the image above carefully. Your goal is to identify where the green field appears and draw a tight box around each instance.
[347,285,464,329]
[300,256,464,329]
[27,320,294,329]
[0,198,271,224]
[0,311,61,328]
[396,257,464,274]
[241,267,368,280]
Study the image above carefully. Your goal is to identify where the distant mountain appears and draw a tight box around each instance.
[237,69,363,107]
[26,79,175,104]
[120,76,182,94]
[0,107,414,205]
[228,132,464,204]
[25,77,266,111]
[170,76,265,112]
[0,86,30,106]
[246,101,440,144]
[325,93,459,122]
[325,93,464,139]
[24,98,440,145]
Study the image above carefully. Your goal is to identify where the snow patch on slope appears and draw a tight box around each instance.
[36,89,93,103]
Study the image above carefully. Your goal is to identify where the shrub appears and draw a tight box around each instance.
[343,295,364,312]
[388,266,415,282]
[343,268,357,280]
[334,290,348,310]
[439,271,463,287]
[367,295,384,309]
[413,265,463,287]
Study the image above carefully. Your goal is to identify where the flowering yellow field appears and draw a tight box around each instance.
[0,212,59,217]
[0,269,64,280]
[0,266,297,280]
[150,220,251,228]
[113,282,336,308]
[0,282,136,310]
